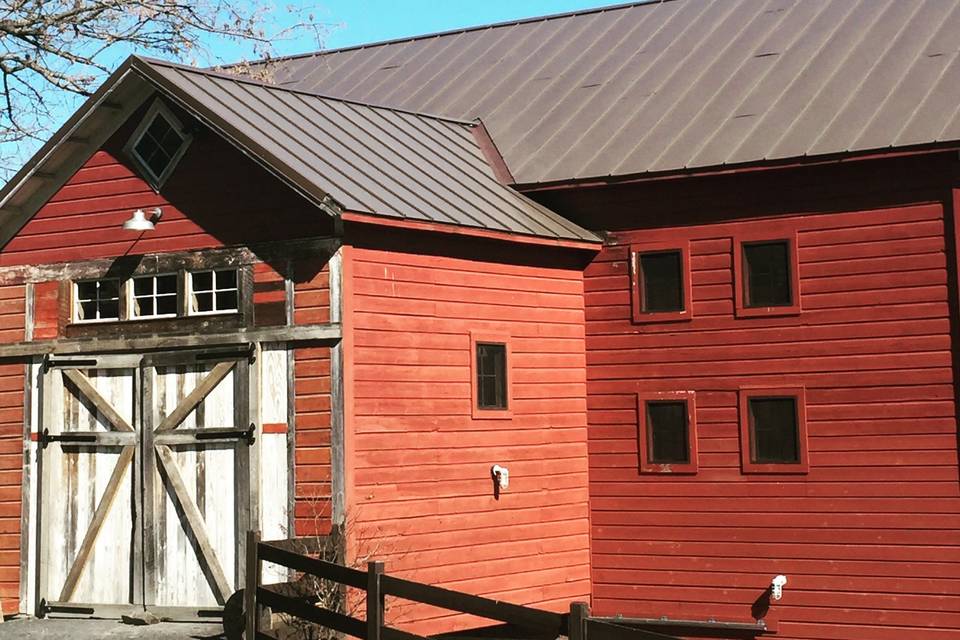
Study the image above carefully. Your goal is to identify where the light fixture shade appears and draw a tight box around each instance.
[122,208,159,231]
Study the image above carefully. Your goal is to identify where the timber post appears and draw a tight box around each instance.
[568,601,589,640]
[245,530,260,640]
[366,560,385,640]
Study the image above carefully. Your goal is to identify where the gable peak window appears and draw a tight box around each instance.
[126,99,191,188]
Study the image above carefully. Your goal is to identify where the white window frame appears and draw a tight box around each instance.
[187,269,240,316]
[73,278,122,324]
[129,273,179,320]
[123,98,193,189]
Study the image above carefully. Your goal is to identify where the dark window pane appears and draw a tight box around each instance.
[749,397,800,463]
[98,280,119,299]
[744,242,791,307]
[216,269,237,289]
[476,343,507,410]
[646,401,689,463]
[194,292,213,313]
[98,300,119,320]
[640,251,683,312]
[216,290,238,311]
[80,300,97,320]
[77,281,98,300]
[156,294,178,316]
[133,277,153,296]
[135,297,155,317]
[192,271,213,292]
[134,113,183,179]
[156,274,177,295]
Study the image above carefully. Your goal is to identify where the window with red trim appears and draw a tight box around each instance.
[637,391,698,474]
[470,332,512,419]
[630,241,693,323]
[734,233,800,317]
[739,387,809,474]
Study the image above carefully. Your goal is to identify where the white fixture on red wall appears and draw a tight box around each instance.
[123,207,162,231]
[491,465,509,490]
[771,575,787,600]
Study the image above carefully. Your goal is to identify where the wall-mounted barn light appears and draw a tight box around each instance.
[122,207,162,231]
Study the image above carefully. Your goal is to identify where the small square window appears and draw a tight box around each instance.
[75,279,121,322]
[125,99,192,188]
[470,333,512,419]
[735,234,801,317]
[189,269,239,315]
[739,387,809,474]
[637,391,698,473]
[131,273,179,319]
[631,242,692,323]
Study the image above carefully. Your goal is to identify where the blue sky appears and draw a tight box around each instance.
[0,1,614,176]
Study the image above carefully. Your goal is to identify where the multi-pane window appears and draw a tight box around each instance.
[743,241,792,307]
[739,388,809,473]
[631,242,691,323]
[637,391,698,473]
[131,273,178,319]
[126,100,191,187]
[476,342,508,410]
[75,279,121,322]
[189,269,239,315]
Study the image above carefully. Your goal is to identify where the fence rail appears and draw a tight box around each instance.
[242,530,677,640]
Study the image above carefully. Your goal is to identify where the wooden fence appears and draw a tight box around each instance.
[243,531,678,640]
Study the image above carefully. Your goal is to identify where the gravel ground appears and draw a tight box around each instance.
[0,617,225,639]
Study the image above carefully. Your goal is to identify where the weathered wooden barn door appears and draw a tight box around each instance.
[141,349,254,612]
[36,348,255,618]
[37,355,141,616]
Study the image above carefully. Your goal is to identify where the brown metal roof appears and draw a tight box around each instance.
[258,0,960,185]
[0,57,599,245]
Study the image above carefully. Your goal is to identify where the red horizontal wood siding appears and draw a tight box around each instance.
[343,228,592,634]
[293,259,333,535]
[0,283,25,614]
[1,100,333,267]
[583,198,960,639]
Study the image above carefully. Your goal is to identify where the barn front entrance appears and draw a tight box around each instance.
[34,348,255,620]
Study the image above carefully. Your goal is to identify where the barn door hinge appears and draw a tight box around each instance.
[42,355,98,371]
[192,423,256,445]
[193,343,256,363]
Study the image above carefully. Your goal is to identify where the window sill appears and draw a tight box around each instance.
[735,304,801,319]
[472,408,513,420]
[632,309,694,324]
[741,462,809,474]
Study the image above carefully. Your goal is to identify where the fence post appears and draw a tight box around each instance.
[245,530,261,640]
[367,561,385,640]
[569,601,589,640]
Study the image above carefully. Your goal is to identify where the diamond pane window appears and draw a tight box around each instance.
[190,269,239,314]
[126,100,191,187]
[75,279,121,322]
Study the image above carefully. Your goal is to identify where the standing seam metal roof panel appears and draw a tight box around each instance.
[139,59,598,241]
[255,0,960,184]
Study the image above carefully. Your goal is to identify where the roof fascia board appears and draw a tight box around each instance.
[341,210,601,251]
[0,66,153,250]
[129,58,344,216]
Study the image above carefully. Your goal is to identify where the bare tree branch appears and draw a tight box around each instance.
[0,0,330,177]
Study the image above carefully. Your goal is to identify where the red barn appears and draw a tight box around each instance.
[1,1,959,639]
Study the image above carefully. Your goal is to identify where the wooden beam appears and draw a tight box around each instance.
[0,322,341,359]
[155,361,235,432]
[58,446,135,602]
[62,369,135,432]
[0,237,340,285]
[155,444,232,604]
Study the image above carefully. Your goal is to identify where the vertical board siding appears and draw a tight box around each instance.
[584,202,960,640]
[346,239,592,634]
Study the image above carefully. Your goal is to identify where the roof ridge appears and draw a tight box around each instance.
[134,55,479,126]
[218,0,676,70]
